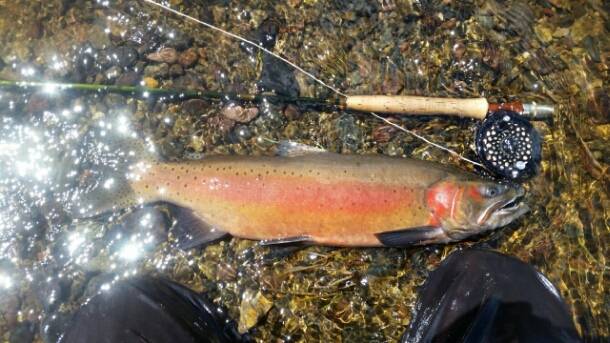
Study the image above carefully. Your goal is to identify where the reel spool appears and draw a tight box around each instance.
[476,110,542,180]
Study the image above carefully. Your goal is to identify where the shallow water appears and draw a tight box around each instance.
[0,0,609,342]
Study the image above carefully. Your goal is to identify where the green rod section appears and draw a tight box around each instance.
[0,79,344,108]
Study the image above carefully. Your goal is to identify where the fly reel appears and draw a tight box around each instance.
[476,110,542,180]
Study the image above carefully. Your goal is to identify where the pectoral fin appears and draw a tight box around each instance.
[169,206,227,250]
[375,226,449,246]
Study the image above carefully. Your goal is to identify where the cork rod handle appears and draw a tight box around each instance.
[345,95,489,120]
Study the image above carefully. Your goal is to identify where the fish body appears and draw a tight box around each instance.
[71,132,529,248]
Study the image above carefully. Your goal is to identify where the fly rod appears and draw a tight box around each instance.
[0,80,553,120]
[0,79,546,179]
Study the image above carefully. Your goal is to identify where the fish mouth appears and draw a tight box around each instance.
[497,194,525,213]
[478,186,529,228]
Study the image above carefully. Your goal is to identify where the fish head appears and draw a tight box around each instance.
[425,177,530,241]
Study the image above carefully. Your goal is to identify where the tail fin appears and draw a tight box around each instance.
[69,120,160,218]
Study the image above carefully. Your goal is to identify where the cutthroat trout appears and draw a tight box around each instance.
[70,129,529,248]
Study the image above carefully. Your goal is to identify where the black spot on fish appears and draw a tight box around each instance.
[177,176,180,180]
[186,170,189,173]
[194,176,197,180]
[181,167,184,170]
[171,168,175,171]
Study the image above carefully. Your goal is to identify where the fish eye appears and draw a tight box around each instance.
[484,186,502,198]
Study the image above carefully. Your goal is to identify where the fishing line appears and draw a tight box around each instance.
[143,0,484,167]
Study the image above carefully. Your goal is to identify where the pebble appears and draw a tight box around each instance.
[238,290,273,333]
[142,76,159,88]
[208,116,236,133]
[216,263,237,281]
[172,71,206,90]
[115,71,140,86]
[223,104,260,123]
[8,320,36,343]
[260,19,281,49]
[104,66,122,80]
[377,72,404,95]
[106,46,140,68]
[178,49,199,68]
[143,63,169,79]
[209,61,229,83]
[373,124,398,143]
[284,122,301,139]
[169,64,184,77]
[87,25,110,49]
[452,40,466,59]
[283,103,301,120]
[552,27,570,38]
[357,59,372,78]
[481,41,501,68]
[534,26,553,43]
[147,48,178,64]
[183,99,210,114]
[25,93,50,114]
[25,19,43,40]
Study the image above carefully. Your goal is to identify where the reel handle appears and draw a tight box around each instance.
[345,95,489,119]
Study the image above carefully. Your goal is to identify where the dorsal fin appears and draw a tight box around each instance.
[274,141,327,157]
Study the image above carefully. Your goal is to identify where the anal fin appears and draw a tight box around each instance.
[169,206,227,250]
[259,235,313,245]
[375,226,448,246]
